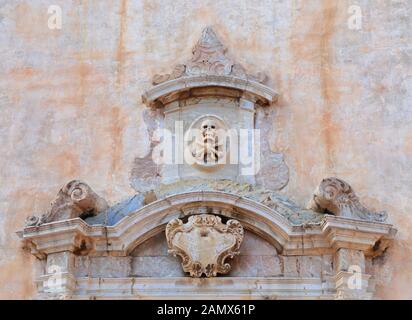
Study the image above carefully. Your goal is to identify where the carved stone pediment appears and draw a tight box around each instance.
[152,27,266,86]
[165,214,244,277]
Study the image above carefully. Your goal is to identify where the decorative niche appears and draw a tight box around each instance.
[141,27,286,186]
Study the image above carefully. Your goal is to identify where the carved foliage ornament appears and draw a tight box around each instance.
[152,27,267,85]
[308,177,387,222]
[166,214,244,277]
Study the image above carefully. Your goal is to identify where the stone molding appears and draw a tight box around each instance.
[71,277,336,300]
[166,214,244,277]
[17,178,396,300]
[308,177,388,222]
[18,191,395,259]
[142,74,278,108]
[154,179,321,224]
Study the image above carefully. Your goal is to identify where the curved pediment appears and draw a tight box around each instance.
[142,75,278,108]
[142,27,278,108]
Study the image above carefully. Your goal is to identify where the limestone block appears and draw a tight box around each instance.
[239,230,278,256]
[46,252,74,273]
[88,257,132,278]
[259,255,283,277]
[130,232,169,257]
[74,256,90,277]
[282,256,300,277]
[299,256,322,278]
[255,107,289,190]
[321,254,334,277]
[334,248,365,273]
[230,256,259,277]
[131,256,185,277]
[234,255,319,278]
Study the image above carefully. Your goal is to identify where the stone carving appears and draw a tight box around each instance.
[166,214,244,277]
[189,118,224,166]
[308,177,388,222]
[185,27,232,77]
[152,27,267,85]
[152,64,186,85]
[26,180,108,226]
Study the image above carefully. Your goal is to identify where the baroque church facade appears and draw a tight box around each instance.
[1,1,410,299]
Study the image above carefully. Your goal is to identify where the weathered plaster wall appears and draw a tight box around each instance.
[0,0,410,298]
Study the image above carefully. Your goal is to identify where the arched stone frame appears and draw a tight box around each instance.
[19,191,395,299]
[142,74,278,108]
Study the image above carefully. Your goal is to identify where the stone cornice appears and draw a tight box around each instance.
[142,75,278,108]
[71,277,336,300]
[17,191,396,258]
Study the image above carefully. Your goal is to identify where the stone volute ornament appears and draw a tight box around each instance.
[25,180,108,226]
[165,214,244,277]
[308,177,388,222]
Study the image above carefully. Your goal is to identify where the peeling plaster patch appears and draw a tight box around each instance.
[255,106,289,190]
[85,193,145,226]
[130,108,163,192]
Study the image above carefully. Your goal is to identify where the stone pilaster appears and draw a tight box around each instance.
[38,251,76,300]
[333,248,372,299]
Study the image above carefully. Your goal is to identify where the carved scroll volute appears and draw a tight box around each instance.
[25,180,108,227]
[308,177,388,222]
[166,214,244,277]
